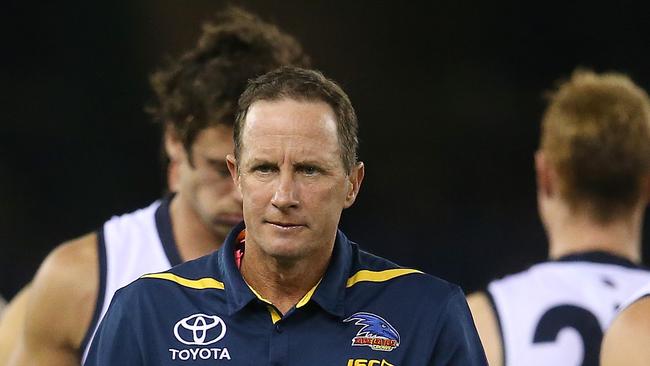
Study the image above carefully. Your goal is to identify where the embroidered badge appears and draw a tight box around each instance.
[344,312,400,351]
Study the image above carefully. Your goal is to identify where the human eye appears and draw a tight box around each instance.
[252,163,276,175]
[297,164,322,176]
[207,159,230,177]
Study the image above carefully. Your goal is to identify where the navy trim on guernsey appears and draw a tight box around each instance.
[155,195,182,266]
[485,289,507,366]
[79,228,107,354]
[85,222,488,365]
[555,250,647,270]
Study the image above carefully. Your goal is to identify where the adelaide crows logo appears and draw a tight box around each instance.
[344,312,400,351]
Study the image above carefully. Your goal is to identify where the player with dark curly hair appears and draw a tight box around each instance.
[0,7,309,365]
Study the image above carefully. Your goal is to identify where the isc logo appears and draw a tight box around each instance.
[346,359,394,366]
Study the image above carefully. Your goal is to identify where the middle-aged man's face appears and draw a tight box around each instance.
[228,98,363,262]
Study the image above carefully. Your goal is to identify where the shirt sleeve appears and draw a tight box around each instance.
[429,286,488,366]
[83,289,144,366]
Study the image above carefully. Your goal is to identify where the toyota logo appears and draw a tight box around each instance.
[173,314,227,346]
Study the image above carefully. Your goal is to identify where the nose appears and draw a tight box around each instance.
[271,170,299,210]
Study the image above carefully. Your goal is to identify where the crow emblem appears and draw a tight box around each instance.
[344,312,400,351]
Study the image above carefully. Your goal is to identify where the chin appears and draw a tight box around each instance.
[209,221,234,238]
[263,243,309,261]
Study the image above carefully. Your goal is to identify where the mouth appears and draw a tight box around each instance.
[265,220,306,231]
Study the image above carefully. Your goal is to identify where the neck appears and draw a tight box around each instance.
[546,206,643,262]
[240,244,332,314]
[169,194,225,261]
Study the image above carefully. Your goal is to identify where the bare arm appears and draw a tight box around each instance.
[9,233,99,366]
[601,297,650,366]
[0,285,30,364]
[467,292,503,366]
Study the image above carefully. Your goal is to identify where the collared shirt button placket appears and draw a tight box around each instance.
[268,320,289,365]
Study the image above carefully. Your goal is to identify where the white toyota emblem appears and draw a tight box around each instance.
[173,314,227,346]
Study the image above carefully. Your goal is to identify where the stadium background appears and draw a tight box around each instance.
[1,0,649,298]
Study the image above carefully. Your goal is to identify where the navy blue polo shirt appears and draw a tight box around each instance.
[85,223,487,365]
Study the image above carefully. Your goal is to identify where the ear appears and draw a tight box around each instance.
[344,162,365,208]
[226,154,241,192]
[535,150,554,198]
[164,124,184,192]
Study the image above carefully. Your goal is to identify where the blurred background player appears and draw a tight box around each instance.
[467,70,650,366]
[600,281,650,365]
[0,7,309,365]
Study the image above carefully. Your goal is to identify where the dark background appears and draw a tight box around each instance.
[2,0,650,299]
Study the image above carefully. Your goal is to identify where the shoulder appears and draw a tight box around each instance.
[612,295,650,333]
[601,296,650,365]
[467,291,498,326]
[32,233,99,300]
[488,258,650,303]
[350,247,486,364]
[467,291,503,366]
[350,246,462,308]
[40,232,98,278]
[485,262,561,299]
[118,251,223,297]
[151,250,221,283]
[26,232,99,346]
[618,281,650,311]
[29,233,99,307]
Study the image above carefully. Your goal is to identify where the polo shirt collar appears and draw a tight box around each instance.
[219,222,257,316]
[218,222,352,318]
[307,229,351,318]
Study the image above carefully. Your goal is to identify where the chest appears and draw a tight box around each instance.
[139,302,432,366]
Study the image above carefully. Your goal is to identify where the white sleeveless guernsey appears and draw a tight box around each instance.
[618,281,650,312]
[487,252,650,366]
[81,197,182,363]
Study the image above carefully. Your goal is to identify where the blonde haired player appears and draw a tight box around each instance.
[468,70,650,366]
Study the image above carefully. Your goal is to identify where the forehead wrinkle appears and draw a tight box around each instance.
[244,130,340,158]
[244,100,339,139]
[247,142,339,168]
[240,99,343,168]
[246,123,337,141]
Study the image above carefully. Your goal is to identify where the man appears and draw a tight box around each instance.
[2,8,309,365]
[600,282,650,365]
[467,70,650,366]
[85,66,487,365]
